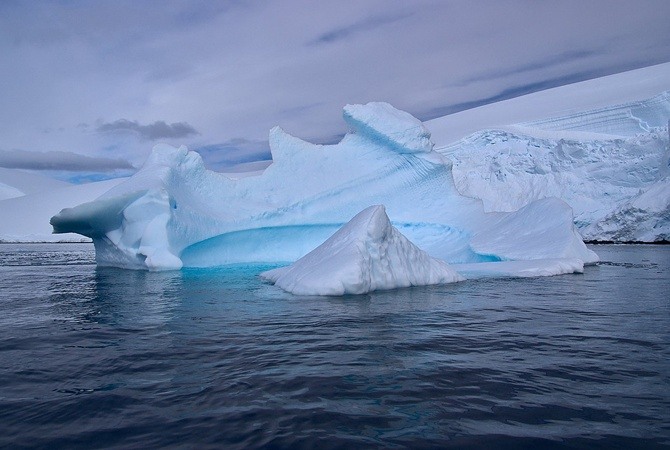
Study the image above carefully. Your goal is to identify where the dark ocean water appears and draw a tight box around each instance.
[0,243,668,449]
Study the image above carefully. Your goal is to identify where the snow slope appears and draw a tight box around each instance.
[427,63,670,242]
[0,167,71,201]
[51,102,596,271]
[261,205,464,295]
[426,62,670,145]
[0,177,127,242]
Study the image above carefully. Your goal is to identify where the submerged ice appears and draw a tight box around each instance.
[51,102,597,273]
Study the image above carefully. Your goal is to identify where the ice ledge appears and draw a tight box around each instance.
[453,258,585,279]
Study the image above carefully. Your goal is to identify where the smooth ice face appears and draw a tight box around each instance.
[261,205,464,296]
[51,102,597,271]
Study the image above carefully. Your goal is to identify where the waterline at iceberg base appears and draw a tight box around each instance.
[51,102,597,287]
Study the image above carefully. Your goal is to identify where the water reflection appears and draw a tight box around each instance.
[41,267,184,329]
[93,267,183,327]
[1,244,668,449]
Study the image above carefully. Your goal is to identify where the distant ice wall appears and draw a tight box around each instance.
[438,91,670,242]
[518,91,670,137]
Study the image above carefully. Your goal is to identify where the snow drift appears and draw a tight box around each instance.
[261,205,464,295]
[51,102,597,271]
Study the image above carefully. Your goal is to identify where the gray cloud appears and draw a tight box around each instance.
[0,0,669,167]
[96,120,198,140]
[460,49,602,85]
[0,149,134,171]
[420,58,660,121]
[309,12,413,45]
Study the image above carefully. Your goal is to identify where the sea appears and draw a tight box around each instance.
[0,243,668,449]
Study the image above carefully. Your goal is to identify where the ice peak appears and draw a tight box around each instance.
[142,144,191,169]
[268,126,316,162]
[261,205,464,295]
[343,102,434,154]
[360,204,392,241]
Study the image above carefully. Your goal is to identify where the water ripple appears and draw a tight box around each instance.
[0,244,669,449]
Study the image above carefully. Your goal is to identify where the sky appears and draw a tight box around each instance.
[1,0,669,181]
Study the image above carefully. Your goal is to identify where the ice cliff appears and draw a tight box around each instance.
[51,102,597,272]
[438,92,670,242]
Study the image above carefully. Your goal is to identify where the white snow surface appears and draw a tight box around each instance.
[430,65,669,243]
[427,62,670,145]
[425,63,670,243]
[0,182,24,201]
[261,205,464,295]
[0,167,71,201]
[51,101,596,271]
[440,124,669,240]
[443,133,669,243]
[583,177,670,242]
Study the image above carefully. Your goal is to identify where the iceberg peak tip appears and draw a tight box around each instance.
[342,102,433,154]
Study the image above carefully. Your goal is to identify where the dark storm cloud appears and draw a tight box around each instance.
[0,149,134,171]
[96,120,199,141]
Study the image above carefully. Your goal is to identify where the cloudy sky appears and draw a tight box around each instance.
[1,0,669,179]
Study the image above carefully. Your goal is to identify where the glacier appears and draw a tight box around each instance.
[51,102,597,273]
[261,205,464,296]
[436,92,670,242]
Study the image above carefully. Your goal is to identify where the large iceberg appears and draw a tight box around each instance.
[261,205,464,295]
[434,92,670,242]
[583,176,670,242]
[51,102,597,272]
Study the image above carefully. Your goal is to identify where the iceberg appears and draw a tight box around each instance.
[584,177,670,242]
[261,205,464,295]
[453,258,584,279]
[436,92,670,242]
[1,175,126,243]
[51,102,597,271]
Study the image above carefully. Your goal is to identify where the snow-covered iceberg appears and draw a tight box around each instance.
[51,102,597,271]
[261,205,464,295]
[583,177,670,242]
[437,92,670,242]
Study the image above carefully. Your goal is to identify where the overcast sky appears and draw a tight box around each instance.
[1,0,669,176]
